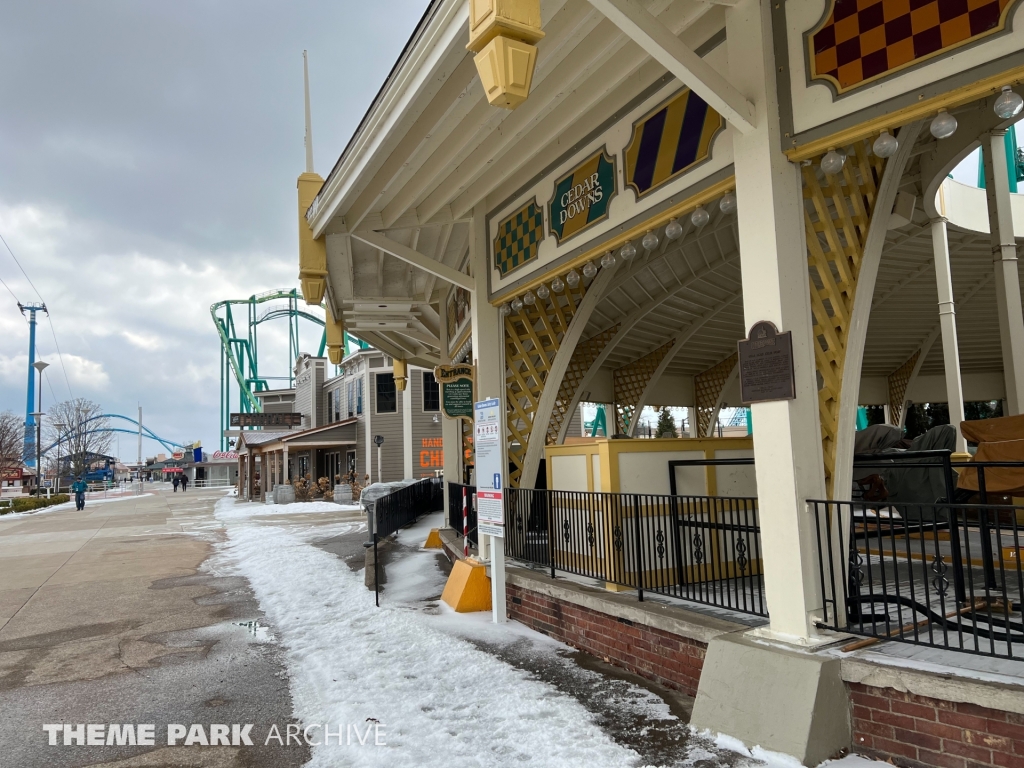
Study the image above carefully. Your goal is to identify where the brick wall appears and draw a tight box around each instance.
[506,583,707,695]
[850,682,1024,768]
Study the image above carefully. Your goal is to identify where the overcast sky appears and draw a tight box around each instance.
[0,1,427,459]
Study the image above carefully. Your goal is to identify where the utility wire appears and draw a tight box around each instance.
[0,229,75,401]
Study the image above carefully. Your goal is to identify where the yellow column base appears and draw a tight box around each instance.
[604,582,632,593]
[441,559,492,612]
[424,528,443,549]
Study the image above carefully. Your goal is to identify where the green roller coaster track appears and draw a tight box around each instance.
[211,289,367,450]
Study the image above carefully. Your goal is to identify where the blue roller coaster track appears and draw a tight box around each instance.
[39,413,187,457]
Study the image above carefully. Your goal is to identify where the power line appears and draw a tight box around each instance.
[0,229,74,400]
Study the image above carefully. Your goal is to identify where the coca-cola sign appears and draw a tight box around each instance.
[211,451,239,460]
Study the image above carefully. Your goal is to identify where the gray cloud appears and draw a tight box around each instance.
[0,0,428,456]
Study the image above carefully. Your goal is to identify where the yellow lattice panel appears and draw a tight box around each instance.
[695,353,738,437]
[504,280,587,487]
[803,140,886,496]
[545,324,620,445]
[612,341,674,434]
[887,350,919,428]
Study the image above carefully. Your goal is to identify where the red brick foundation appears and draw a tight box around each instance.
[850,682,1024,768]
[506,583,707,695]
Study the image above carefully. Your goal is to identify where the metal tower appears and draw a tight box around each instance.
[210,289,367,450]
[19,302,47,466]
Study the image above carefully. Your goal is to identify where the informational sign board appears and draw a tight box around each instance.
[474,397,504,537]
[435,364,475,421]
[230,412,303,428]
[737,321,796,404]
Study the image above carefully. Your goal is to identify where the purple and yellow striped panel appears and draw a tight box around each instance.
[624,88,723,199]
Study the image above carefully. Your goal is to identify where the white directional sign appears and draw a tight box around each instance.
[474,397,504,538]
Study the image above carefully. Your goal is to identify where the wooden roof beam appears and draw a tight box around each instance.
[586,0,754,134]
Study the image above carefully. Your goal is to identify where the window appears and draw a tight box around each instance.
[423,371,440,412]
[333,389,341,422]
[376,373,397,413]
[347,380,355,418]
[357,378,363,415]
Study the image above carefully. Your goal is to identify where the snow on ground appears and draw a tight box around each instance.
[215,497,643,767]
[213,498,888,768]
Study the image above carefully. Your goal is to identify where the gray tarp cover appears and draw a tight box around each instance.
[852,424,904,482]
[880,425,957,511]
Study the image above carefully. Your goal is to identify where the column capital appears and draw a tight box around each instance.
[992,128,1010,138]
[930,215,948,226]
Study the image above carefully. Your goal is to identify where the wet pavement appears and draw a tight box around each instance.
[0,488,309,768]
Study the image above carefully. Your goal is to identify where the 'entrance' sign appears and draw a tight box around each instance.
[737,321,796,404]
[434,364,475,421]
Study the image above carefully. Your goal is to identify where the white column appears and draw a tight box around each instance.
[470,203,506,623]
[983,130,1024,414]
[931,218,967,453]
[402,383,413,479]
[282,445,289,484]
[364,370,373,483]
[727,0,827,642]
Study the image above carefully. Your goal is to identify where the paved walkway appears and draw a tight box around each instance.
[0,488,307,767]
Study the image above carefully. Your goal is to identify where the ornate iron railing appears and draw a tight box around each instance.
[811,497,1024,659]
[504,488,766,617]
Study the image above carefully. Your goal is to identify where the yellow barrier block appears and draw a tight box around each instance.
[424,528,443,549]
[441,559,492,613]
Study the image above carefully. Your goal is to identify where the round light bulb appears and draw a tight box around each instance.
[664,218,683,240]
[642,230,659,251]
[691,206,710,228]
[511,297,524,312]
[536,284,550,301]
[994,85,1024,120]
[820,148,845,175]
[619,241,637,260]
[522,290,536,306]
[600,251,616,269]
[930,110,957,140]
[718,192,737,215]
[565,269,580,288]
[582,261,598,279]
[500,303,511,316]
[872,130,898,158]
[551,276,564,293]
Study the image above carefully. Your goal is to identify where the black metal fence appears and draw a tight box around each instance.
[372,478,444,606]
[811,497,1024,659]
[447,482,477,548]
[504,488,767,616]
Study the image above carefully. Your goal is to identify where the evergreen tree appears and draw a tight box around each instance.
[656,407,677,438]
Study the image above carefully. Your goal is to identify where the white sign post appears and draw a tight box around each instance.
[474,397,506,623]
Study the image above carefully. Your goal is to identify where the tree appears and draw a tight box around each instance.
[45,399,113,479]
[0,410,24,477]
[655,407,677,438]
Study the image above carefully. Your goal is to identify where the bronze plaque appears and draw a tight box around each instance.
[737,321,796,404]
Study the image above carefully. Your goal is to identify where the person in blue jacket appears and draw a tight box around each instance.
[71,476,88,511]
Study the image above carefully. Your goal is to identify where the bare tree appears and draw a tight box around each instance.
[46,399,113,479]
[0,410,24,477]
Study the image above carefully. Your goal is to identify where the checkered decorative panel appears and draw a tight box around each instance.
[809,0,1020,93]
[494,200,544,277]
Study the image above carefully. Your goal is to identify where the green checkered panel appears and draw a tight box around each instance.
[494,201,544,277]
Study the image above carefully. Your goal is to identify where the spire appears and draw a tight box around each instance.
[303,50,314,173]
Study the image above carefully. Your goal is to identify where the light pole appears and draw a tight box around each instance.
[32,360,48,495]
[53,421,65,494]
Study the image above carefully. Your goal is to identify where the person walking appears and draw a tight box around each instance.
[172,475,180,492]
[71,476,87,511]
[180,474,189,492]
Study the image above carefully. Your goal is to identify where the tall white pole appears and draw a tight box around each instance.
[931,218,967,453]
[983,130,1024,414]
[137,404,142,469]
[303,50,314,174]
